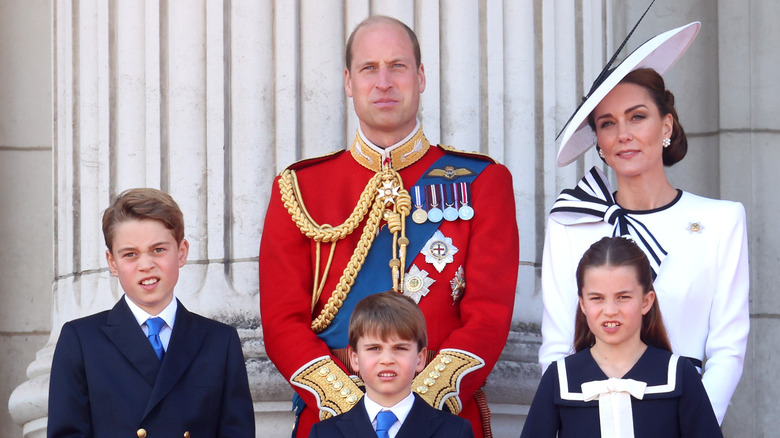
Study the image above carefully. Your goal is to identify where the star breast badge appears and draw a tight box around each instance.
[403,264,435,303]
[450,266,465,305]
[421,230,458,273]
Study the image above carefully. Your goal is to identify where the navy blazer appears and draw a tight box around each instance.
[47,297,255,437]
[308,393,474,438]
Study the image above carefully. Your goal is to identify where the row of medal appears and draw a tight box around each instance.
[411,182,475,224]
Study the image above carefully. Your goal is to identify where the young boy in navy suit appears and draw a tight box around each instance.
[308,291,473,438]
[47,188,255,437]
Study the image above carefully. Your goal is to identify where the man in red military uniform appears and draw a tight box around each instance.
[259,16,519,438]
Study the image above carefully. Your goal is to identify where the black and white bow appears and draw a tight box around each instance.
[550,166,667,277]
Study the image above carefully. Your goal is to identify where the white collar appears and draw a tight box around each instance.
[124,295,178,329]
[358,120,421,156]
[363,391,415,430]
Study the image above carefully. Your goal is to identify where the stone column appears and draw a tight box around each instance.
[7,1,272,435]
[8,1,611,436]
[715,0,780,435]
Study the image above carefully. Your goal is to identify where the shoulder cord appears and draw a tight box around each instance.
[278,167,412,333]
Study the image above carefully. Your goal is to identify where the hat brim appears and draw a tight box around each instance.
[556,21,701,167]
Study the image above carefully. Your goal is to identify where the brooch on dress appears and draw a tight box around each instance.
[686,221,704,233]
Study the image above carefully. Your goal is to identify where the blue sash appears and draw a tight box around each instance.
[317,152,490,348]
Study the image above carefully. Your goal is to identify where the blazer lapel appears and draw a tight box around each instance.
[100,298,161,386]
[396,394,445,438]
[142,301,206,417]
[335,399,377,438]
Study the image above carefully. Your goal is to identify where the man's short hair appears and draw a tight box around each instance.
[345,15,421,71]
[102,188,185,252]
[348,291,428,352]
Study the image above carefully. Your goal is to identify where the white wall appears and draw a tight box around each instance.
[0,0,52,436]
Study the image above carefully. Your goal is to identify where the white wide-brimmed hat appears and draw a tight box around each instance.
[556,21,701,167]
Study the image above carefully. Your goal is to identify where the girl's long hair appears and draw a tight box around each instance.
[573,236,672,352]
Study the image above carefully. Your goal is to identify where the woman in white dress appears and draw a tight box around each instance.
[538,21,749,425]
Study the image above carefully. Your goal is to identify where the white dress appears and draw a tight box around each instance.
[538,167,749,424]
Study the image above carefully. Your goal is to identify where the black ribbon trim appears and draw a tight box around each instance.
[550,166,667,278]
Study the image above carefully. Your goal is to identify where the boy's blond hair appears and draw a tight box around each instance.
[348,291,427,351]
[102,188,184,252]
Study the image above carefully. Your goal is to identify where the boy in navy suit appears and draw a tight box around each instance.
[308,291,473,438]
[47,188,255,437]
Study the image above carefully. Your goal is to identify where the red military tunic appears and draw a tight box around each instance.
[259,126,519,438]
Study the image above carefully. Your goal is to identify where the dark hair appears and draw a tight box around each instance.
[573,236,671,353]
[102,188,185,252]
[348,291,427,352]
[589,67,688,166]
[345,16,421,71]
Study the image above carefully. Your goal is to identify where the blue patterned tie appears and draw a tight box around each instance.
[375,410,397,438]
[146,317,165,361]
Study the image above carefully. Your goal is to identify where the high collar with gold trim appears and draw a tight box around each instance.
[350,124,430,172]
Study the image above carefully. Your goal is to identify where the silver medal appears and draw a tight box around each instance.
[458,205,474,220]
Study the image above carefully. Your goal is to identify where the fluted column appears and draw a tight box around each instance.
[8,1,265,435]
[9,1,623,436]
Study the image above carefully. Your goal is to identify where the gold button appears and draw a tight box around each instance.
[318,366,330,376]
[137,429,147,438]
[184,433,190,438]
[441,355,452,364]
[435,363,446,372]
[347,394,358,404]
[339,387,351,397]
[429,370,441,378]
[326,373,337,383]
[424,377,436,386]
[416,386,428,394]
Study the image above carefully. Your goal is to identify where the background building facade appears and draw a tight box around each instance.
[2,0,776,436]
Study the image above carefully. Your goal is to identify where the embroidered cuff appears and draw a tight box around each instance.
[412,349,485,414]
[290,356,363,420]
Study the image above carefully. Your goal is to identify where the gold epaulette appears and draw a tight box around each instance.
[437,144,498,164]
[412,349,485,414]
[290,357,364,420]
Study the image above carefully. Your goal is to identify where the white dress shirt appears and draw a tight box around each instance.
[363,391,415,438]
[124,295,177,351]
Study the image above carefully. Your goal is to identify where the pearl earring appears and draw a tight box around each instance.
[598,149,605,159]
[662,137,671,148]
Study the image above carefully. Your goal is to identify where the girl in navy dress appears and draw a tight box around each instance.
[521,236,721,438]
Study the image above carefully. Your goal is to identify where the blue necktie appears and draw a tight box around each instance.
[375,410,397,438]
[146,317,165,361]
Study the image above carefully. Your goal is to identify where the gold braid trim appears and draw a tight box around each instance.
[279,169,382,242]
[290,357,363,420]
[412,349,485,414]
[278,167,411,333]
